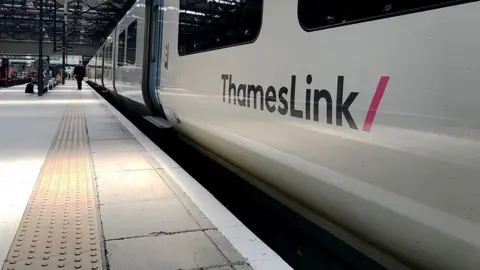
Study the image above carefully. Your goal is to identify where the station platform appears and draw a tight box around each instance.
[0,81,291,270]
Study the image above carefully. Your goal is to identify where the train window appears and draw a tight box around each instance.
[104,46,108,67]
[178,0,263,56]
[107,43,113,66]
[298,0,473,31]
[126,20,137,65]
[98,51,103,73]
[117,30,125,66]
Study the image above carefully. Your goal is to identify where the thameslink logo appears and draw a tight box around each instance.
[221,74,390,132]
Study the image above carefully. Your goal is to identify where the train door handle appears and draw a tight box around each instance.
[164,43,169,70]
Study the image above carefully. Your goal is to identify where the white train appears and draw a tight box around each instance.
[86,0,480,269]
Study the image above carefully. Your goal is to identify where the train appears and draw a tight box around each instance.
[86,0,480,269]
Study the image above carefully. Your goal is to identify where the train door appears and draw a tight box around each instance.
[156,3,170,107]
[112,29,119,94]
[101,46,105,87]
[143,0,165,114]
[93,55,97,83]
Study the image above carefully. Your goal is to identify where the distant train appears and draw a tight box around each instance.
[86,0,480,269]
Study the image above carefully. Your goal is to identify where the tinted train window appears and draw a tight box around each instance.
[117,30,125,66]
[126,20,137,65]
[104,45,108,65]
[178,0,263,56]
[107,43,113,65]
[298,0,472,31]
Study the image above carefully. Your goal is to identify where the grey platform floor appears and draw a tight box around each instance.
[0,81,273,270]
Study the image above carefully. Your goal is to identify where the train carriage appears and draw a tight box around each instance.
[86,1,480,269]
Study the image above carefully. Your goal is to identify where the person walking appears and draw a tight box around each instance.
[73,61,86,90]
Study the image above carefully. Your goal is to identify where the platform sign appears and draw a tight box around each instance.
[54,45,73,52]
[32,59,49,72]
[0,58,8,67]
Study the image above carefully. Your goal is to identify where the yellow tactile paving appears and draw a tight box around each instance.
[2,96,104,270]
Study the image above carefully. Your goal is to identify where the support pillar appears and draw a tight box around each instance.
[62,0,67,84]
[38,0,44,96]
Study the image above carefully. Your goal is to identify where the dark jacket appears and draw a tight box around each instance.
[73,65,86,78]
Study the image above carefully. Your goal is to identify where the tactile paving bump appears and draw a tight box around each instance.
[2,99,104,270]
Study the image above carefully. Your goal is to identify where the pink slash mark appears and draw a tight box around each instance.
[362,76,390,132]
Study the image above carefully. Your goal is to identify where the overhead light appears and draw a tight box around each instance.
[207,0,240,5]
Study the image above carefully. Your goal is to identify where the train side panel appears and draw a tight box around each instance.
[103,37,115,91]
[113,0,146,106]
[158,0,480,269]
[95,50,103,85]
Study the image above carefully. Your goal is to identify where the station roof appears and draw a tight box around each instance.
[0,0,136,46]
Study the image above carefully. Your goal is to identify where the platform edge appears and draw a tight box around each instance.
[88,89,293,270]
